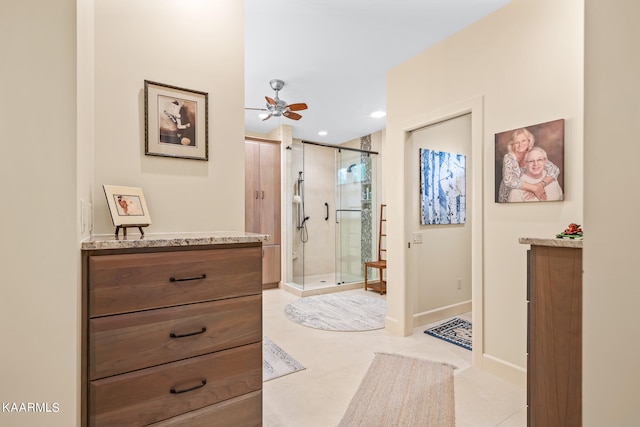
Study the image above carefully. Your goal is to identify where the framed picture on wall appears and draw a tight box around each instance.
[420,149,466,225]
[144,80,209,161]
[495,119,565,203]
[103,185,152,227]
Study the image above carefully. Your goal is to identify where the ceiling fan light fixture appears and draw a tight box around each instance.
[247,79,308,122]
[370,110,386,119]
[318,131,328,136]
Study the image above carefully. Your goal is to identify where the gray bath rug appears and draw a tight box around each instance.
[263,336,305,382]
[284,293,386,331]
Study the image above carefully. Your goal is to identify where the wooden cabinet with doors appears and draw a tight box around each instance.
[522,238,582,427]
[245,138,281,288]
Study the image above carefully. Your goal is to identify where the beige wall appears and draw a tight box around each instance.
[0,1,244,426]
[386,0,584,385]
[583,1,640,425]
[92,0,245,234]
[1,1,80,426]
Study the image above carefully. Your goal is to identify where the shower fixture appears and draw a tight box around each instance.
[296,171,309,242]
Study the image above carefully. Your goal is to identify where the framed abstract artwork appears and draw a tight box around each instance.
[144,80,209,161]
[420,149,466,225]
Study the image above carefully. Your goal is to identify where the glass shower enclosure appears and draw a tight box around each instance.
[288,140,378,291]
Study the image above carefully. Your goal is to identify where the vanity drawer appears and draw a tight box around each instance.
[88,246,261,316]
[147,390,262,427]
[89,342,262,427]
[89,295,262,380]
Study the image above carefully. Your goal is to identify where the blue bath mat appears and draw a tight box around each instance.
[424,317,472,350]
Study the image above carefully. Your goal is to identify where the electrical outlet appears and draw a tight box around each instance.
[457,278,462,289]
[88,202,93,232]
[81,199,87,232]
[81,200,93,233]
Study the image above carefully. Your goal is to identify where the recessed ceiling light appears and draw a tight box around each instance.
[370,111,386,119]
[318,131,328,136]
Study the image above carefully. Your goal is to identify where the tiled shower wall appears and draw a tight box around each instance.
[361,134,373,266]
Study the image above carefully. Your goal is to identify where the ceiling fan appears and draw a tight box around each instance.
[246,79,308,121]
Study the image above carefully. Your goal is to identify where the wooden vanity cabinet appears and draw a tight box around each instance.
[526,243,582,427]
[82,242,263,427]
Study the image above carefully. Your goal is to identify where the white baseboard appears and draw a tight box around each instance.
[412,300,472,328]
[384,315,404,335]
[482,353,527,388]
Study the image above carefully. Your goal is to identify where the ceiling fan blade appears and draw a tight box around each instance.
[262,114,273,121]
[286,103,308,111]
[283,111,302,121]
[245,107,267,111]
[265,96,277,106]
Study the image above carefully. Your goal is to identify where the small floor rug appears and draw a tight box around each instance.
[263,336,305,382]
[284,293,386,331]
[424,317,472,350]
[338,353,456,427]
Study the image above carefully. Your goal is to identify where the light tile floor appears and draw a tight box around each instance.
[262,287,526,427]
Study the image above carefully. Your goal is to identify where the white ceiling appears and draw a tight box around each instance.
[244,0,512,145]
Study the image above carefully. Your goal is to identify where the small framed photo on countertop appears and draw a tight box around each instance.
[103,185,152,230]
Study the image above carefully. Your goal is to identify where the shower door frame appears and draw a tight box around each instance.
[293,140,378,290]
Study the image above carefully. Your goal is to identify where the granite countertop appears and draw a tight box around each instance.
[82,231,270,250]
[519,237,583,249]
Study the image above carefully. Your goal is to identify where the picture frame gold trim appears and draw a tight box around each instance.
[144,80,209,161]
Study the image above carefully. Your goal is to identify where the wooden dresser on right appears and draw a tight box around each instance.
[520,237,583,427]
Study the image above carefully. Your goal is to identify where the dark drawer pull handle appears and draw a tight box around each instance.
[170,327,207,339]
[170,379,206,394]
[169,273,207,283]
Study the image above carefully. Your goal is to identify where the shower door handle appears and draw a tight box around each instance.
[325,203,329,221]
